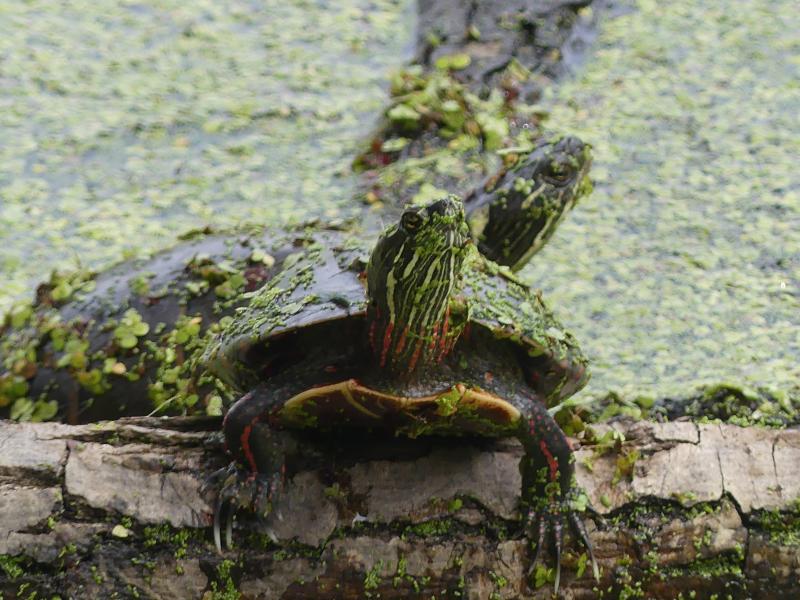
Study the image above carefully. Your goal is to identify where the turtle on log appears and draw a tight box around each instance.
[0,139,591,424]
[203,196,597,591]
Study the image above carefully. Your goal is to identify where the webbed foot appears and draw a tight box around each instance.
[523,491,599,593]
[204,462,284,552]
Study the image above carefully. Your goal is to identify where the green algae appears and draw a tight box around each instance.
[211,558,241,600]
[525,0,800,405]
[0,555,25,580]
[0,0,414,314]
[751,499,800,547]
[357,64,543,207]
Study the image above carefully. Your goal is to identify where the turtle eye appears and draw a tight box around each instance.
[401,210,424,232]
[543,160,573,184]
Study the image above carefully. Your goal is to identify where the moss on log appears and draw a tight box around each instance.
[1,417,797,598]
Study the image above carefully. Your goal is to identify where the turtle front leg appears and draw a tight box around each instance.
[517,403,599,592]
[206,385,290,551]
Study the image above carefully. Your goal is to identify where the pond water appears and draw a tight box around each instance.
[1,0,797,406]
[528,0,800,404]
[0,0,414,310]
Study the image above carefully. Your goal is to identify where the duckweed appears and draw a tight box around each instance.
[0,0,414,313]
[526,0,800,406]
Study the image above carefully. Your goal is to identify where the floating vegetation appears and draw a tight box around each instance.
[527,0,800,405]
[0,0,415,313]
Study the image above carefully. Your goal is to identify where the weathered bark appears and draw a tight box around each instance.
[1,417,797,598]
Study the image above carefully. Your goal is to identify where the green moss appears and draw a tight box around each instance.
[667,551,745,580]
[363,560,383,592]
[391,556,407,588]
[604,563,644,600]
[678,384,798,427]
[531,564,554,589]
[526,0,800,407]
[692,529,714,552]
[612,449,640,486]
[211,559,240,600]
[403,517,455,538]
[142,524,197,559]
[434,387,461,417]
[751,500,800,546]
[672,491,699,506]
[488,570,509,597]
[355,64,533,193]
[0,555,26,580]
[89,564,104,585]
[685,502,719,520]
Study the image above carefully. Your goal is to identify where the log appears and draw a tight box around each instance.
[1,417,798,598]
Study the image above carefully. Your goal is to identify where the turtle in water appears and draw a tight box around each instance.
[467,135,592,271]
[0,136,590,425]
[203,195,598,590]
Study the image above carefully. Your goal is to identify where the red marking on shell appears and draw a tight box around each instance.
[380,321,394,368]
[539,439,559,481]
[324,365,337,373]
[484,371,494,383]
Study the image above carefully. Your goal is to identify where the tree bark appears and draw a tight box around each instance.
[1,417,797,598]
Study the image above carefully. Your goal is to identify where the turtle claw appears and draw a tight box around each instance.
[524,496,598,592]
[553,517,563,592]
[525,506,566,593]
[527,511,548,575]
[214,493,235,552]
[206,462,284,552]
[569,510,600,582]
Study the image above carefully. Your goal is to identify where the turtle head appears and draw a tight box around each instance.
[469,135,592,271]
[367,195,470,375]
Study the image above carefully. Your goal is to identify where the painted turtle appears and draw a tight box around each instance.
[0,135,589,424]
[467,135,592,271]
[203,196,597,589]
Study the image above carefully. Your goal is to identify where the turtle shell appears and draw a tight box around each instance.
[203,233,588,433]
[458,250,589,405]
[202,230,368,392]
